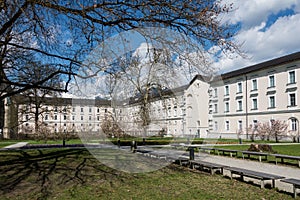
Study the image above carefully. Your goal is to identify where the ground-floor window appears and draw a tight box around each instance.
[291,118,298,131]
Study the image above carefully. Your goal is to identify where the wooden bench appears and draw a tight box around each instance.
[281,178,300,198]
[171,144,185,149]
[272,154,300,167]
[216,148,239,157]
[189,160,227,175]
[148,151,169,159]
[199,147,216,154]
[136,149,152,154]
[241,151,269,162]
[225,167,285,188]
[166,155,189,166]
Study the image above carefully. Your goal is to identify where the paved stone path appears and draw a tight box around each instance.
[3,142,28,149]
[193,153,300,194]
[197,153,300,179]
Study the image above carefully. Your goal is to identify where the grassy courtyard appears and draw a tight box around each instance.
[0,148,294,200]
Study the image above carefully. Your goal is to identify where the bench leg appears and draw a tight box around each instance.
[298,161,300,168]
[272,179,275,188]
[230,153,232,157]
[275,158,278,165]
[260,180,264,189]
[293,185,297,199]
[259,156,261,162]
[210,168,214,175]
[190,162,194,169]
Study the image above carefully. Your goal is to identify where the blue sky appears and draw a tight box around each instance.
[212,0,300,73]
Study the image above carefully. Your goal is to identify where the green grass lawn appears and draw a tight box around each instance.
[212,144,300,156]
[0,148,294,200]
[204,144,300,166]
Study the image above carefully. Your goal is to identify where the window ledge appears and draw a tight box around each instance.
[287,82,297,86]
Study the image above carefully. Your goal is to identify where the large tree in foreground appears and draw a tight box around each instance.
[0,0,241,100]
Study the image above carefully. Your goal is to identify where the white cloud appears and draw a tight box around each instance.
[213,13,300,72]
[221,0,299,28]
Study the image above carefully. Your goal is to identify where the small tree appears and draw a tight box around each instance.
[257,120,288,142]
[101,112,124,138]
[246,124,258,142]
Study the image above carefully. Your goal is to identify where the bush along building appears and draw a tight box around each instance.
[2,51,300,141]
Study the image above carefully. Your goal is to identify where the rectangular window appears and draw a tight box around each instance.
[64,115,67,120]
[269,75,275,87]
[54,115,57,120]
[81,107,84,112]
[224,85,229,96]
[214,88,218,97]
[237,100,243,111]
[252,98,258,110]
[289,93,296,106]
[45,115,48,120]
[289,71,296,84]
[252,79,257,90]
[97,108,100,113]
[72,116,75,121]
[174,107,177,116]
[253,120,258,130]
[237,82,242,93]
[225,102,229,112]
[269,96,275,108]
[225,121,230,131]
[89,107,92,113]
[72,107,75,112]
[214,121,218,131]
[291,118,297,131]
[81,116,84,121]
[238,120,242,131]
[89,116,92,120]
[214,104,218,113]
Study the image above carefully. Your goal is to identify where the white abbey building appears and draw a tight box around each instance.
[2,51,300,140]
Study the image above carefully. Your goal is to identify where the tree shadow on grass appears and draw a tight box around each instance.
[0,148,122,199]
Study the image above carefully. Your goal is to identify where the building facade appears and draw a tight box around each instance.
[2,52,300,140]
[209,52,300,139]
